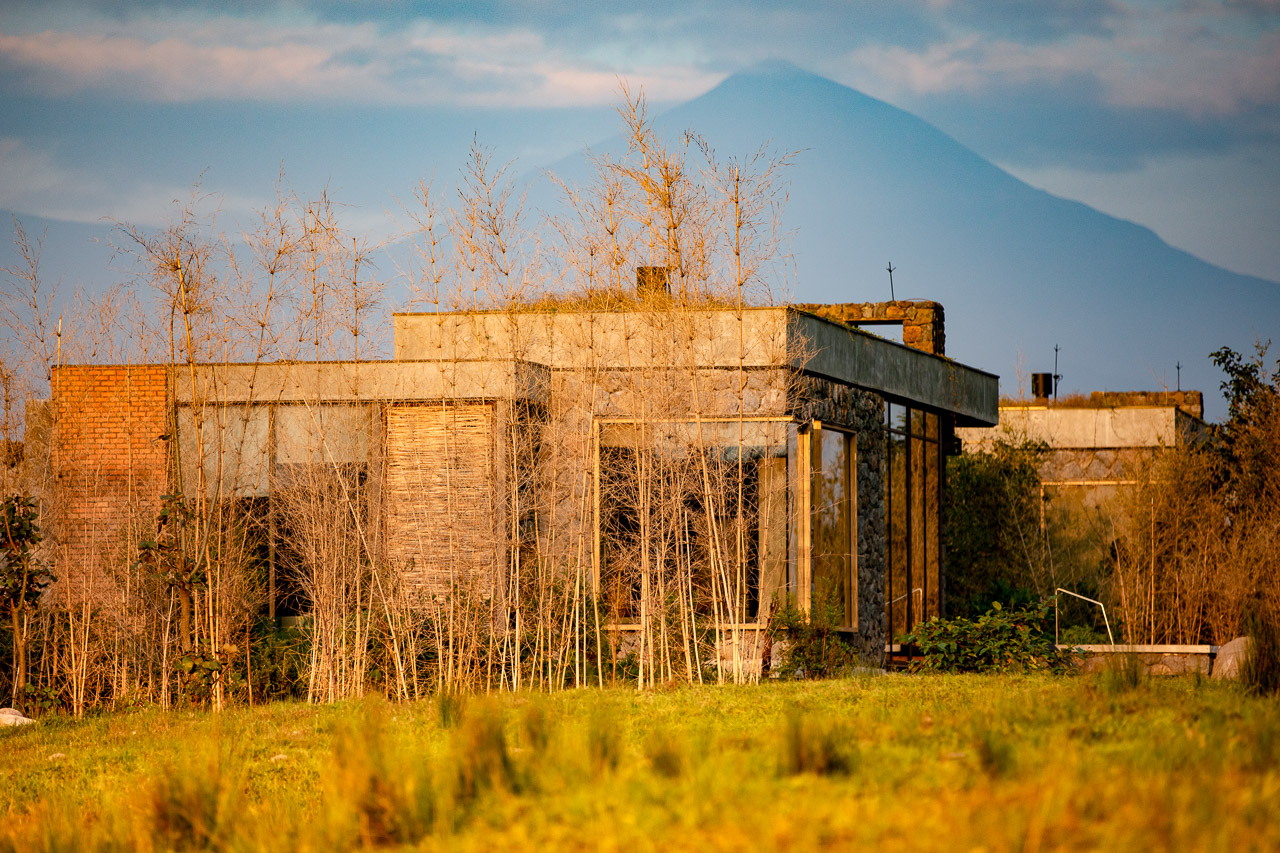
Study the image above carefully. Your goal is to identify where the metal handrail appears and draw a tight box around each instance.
[889,587,923,608]
[1054,588,1115,646]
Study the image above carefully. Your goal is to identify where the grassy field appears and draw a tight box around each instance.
[2,670,1277,852]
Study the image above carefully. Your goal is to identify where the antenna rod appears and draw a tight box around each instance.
[1177,361,1181,392]
[1053,344,1061,402]
[887,262,896,301]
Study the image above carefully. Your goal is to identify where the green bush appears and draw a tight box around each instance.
[1059,624,1109,646]
[768,597,858,679]
[899,601,1077,674]
[246,620,309,702]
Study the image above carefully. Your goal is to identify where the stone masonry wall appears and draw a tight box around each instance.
[795,301,946,355]
[791,375,887,664]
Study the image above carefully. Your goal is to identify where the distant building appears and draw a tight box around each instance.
[956,390,1207,557]
[37,288,996,671]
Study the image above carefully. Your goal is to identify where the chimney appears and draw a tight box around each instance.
[636,266,669,298]
[1031,372,1054,401]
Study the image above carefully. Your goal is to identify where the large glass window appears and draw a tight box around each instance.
[810,423,857,628]
[595,420,792,627]
[886,404,944,644]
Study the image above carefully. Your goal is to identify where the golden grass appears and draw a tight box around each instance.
[2,673,1276,851]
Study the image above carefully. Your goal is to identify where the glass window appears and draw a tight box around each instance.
[885,404,945,644]
[811,424,856,628]
[596,420,792,627]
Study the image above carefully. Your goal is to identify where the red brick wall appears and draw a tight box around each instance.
[49,365,170,602]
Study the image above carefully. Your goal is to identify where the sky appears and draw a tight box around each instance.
[1,1,1278,284]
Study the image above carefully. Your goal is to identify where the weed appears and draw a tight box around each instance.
[1242,603,1280,696]
[1100,653,1147,695]
[521,701,552,753]
[330,701,435,847]
[147,752,243,851]
[587,708,621,778]
[973,726,1015,778]
[778,711,855,777]
[644,730,686,779]
[437,690,466,728]
[454,703,520,802]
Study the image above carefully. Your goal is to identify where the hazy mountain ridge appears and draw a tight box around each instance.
[642,65,1278,418]
[4,64,1276,419]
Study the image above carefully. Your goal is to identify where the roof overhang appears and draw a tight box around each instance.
[789,311,999,427]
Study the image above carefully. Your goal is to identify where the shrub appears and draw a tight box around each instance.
[899,601,1076,674]
[245,620,308,702]
[769,598,858,679]
[1059,624,1109,646]
[1242,603,1280,696]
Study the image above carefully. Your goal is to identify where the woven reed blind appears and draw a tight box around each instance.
[385,403,497,597]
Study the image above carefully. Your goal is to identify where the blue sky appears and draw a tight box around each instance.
[1,0,1279,282]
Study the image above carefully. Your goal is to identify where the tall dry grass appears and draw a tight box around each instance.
[0,85,802,709]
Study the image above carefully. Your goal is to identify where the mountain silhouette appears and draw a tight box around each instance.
[5,63,1275,419]
[544,62,1278,418]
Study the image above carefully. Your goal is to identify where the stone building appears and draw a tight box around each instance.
[955,389,1207,575]
[956,389,1205,504]
[40,295,996,669]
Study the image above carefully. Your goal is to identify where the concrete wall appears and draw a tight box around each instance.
[393,309,791,370]
[393,308,999,428]
[792,313,997,427]
[959,406,1183,451]
[175,360,549,405]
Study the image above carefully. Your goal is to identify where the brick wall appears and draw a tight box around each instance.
[49,365,170,602]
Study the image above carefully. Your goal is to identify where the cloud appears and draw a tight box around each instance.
[0,136,266,227]
[938,0,1121,42]
[841,16,1280,120]
[1,0,1277,168]
[0,15,721,107]
[823,1,1280,167]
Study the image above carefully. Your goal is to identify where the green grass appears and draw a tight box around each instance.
[2,673,1278,851]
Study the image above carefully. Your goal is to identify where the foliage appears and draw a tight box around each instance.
[174,647,229,705]
[135,495,204,592]
[244,620,309,702]
[1211,342,1280,504]
[769,596,858,679]
[0,495,48,614]
[1242,602,1280,697]
[1,495,50,706]
[944,438,1048,619]
[1059,623,1109,646]
[1109,342,1280,644]
[899,600,1078,673]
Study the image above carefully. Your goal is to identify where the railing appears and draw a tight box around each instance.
[1054,588,1115,646]
[889,587,923,607]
